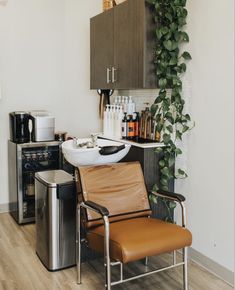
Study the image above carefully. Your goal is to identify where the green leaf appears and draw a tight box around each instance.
[177,169,188,178]
[180,63,187,72]
[156,29,163,40]
[182,125,189,133]
[160,177,168,186]
[166,125,173,133]
[182,8,188,17]
[182,51,192,60]
[185,114,191,121]
[159,160,165,168]
[178,17,187,27]
[152,195,158,204]
[151,104,158,116]
[155,113,161,122]
[156,122,163,132]
[163,133,171,144]
[155,96,162,104]
[152,184,159,191]
[155,2,160,10]
[175,148,183,155]
[163,40,178,51]
[155,147,163,154]
[169,57,178,66]
[161,166,170,176]
[165,13,173,22]
[176,130,182,140]
[161,26,169,35]
[169,23,177,32]
[169,201,177,209]
[181,32,189,42]
[159,78,167,88]
[165,112,174,124]
[155,47,162,55]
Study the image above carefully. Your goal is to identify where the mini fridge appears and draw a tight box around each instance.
[35,170,76,271]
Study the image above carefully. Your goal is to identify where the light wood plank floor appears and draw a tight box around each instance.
[0,213,232,290]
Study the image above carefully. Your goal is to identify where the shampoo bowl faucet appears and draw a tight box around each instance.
[91,133,100,147]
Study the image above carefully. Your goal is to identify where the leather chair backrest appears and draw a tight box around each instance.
[77,162,151,228]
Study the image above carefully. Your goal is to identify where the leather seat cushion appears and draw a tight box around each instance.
[87,217,192,264]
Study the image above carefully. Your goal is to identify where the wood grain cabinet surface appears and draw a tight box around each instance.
[90,0,157,90]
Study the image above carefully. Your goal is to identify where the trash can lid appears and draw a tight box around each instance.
[35,170,74,187]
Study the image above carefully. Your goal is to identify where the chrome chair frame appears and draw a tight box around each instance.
[76,190,189,290]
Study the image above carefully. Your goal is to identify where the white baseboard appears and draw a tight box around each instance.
[0,203,10,213]
[189,247,234,287]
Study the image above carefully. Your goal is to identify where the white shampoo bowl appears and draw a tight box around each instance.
[62,138,131,167]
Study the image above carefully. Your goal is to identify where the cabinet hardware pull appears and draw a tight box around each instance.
[112,67,117,83]
[106,68,111,84]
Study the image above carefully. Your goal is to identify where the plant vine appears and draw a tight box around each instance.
[147,0,194,221]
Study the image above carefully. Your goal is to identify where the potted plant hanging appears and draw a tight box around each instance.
[147,0,194,222]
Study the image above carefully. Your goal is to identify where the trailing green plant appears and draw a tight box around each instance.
[147,0,194,221]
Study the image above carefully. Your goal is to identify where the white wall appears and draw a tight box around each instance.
[176,0,234,272]
[0,0,102,205]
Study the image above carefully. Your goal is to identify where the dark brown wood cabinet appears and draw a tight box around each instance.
[90,0,157,90]
[121,145,174,221]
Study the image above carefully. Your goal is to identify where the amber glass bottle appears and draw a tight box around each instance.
[127,115,135,140]
[103,0,113,11]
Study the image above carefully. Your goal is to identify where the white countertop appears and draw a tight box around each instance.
[99,135,165,149]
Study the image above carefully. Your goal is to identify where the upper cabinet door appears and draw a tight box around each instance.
[90,9,114,90]
[113,0,139,89]
[90,0,157,90]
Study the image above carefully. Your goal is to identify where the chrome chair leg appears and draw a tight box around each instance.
[104,216,111,290]
[76,204,81,284]
[144,257,148,266]
[183,247,188,290]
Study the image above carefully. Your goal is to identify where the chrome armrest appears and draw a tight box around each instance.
[76,201,110,284]
[77,201,110,275]
[82,200,109,216]
[150,190,187,228]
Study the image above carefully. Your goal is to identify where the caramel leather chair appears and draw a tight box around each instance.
[76,162,192,290]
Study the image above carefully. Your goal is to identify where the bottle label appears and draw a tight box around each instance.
[135,122,139,137]
[128,122,135,137]
[122,122,127,138]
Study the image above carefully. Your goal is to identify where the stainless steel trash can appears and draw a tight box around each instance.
[35,170,76,271]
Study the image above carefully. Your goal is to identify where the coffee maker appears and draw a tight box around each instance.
[9,111,31,144]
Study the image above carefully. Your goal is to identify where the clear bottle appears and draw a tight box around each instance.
[103,105,109,136]
[124,97,129,113]
[106,105,111,136]
[127,96,136,115]
[117,106,123,139]
[110,105,115,136]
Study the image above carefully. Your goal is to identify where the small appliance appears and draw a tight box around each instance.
[9,111,31,144]
[30,110,55,142]
[8,140,61,224]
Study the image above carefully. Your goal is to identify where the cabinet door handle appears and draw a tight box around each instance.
[106,68,111,84]
[112,67,117,83]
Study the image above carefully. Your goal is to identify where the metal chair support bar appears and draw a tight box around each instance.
[151,191,187,227]
[109,261,185,287]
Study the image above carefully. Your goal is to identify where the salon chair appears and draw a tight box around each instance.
[76,162,192,289]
